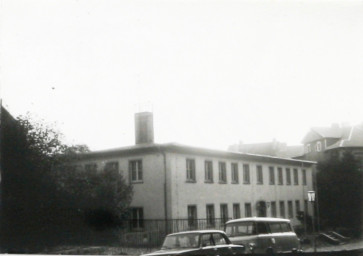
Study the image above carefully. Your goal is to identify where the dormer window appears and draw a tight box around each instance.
[316,141,322,152]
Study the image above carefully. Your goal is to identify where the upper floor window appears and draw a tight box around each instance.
[219,162,227,183]
[257,165,263,184]
[293,168,299,185]
[302,169,307,185]
[231,163,239,183]
[205,160,213,183]
[129,160,143,183]
[104,161,119,175]
[243,164,250,184]
[316,141,322,152]
[278,167,283,185]
[269,166,275,185]
[286,168,291,185]
[85,163,97,174]
[186,159,196,182]
[306,144,311,153]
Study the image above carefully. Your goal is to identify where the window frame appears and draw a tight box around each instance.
[243,164,250,184]
[129,159,143,183]
[256,165,263,184]
[269,166,275,185]
[231,163,239,184]
[204,160,214,183]
[218,162,227,184]
[186,158,196,182]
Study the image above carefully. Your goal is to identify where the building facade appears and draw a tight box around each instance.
[75,112,316,232]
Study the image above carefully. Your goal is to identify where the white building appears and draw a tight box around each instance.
[76,112,316,232]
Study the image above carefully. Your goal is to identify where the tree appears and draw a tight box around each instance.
[1,113,133,251]
[317,150,362,236]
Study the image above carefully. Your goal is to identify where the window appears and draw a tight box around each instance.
[306,144,311,153]
[231,163,239,183]
[269,166,275,185]
[245,203,252,217]
[269,222,282,233]
[220,204,229,223]
[302,169,307,185]
[131,207,144,229]
[280,201,285,218]
[286,168,291,185]
[257,165,263,184]
[243,164,250,184]
[85,163,97,174]
[186,159,196,182]
[104,161,119,175]
[129,160,143,183]
[225,221,255,237]
[188,205,197,228]
[316,141,322,152]
[271,201,277,217]
[233,204,241,219]
[256,222,268,234]
[278,167,283,185]
[206,205,215,227]
[281,222,292,232]
[219,162,227,183]
[295,200,300,214]
[293,168,298,185]
[205,160,213,183]
[213,233,227,245]
[288,201,293,218]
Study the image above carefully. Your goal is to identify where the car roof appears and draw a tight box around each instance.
[166,230,226,236]
[226,217,291,224]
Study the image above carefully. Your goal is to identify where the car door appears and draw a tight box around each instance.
[200,233,219,256]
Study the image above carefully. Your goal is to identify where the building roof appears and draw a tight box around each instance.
[226,217,290,224]
[325,124,363,151]
[79,142,316,167]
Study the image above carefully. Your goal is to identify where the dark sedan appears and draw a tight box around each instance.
[142,230,246,256]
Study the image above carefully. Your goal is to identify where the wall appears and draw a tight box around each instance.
[168,152,314,226]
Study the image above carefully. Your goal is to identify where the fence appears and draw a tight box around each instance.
[118,218,230,247]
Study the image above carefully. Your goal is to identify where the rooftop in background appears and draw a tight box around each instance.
[228,140,304,159]
[302,123,363,151]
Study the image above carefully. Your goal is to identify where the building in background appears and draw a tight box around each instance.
[299,123,363,168]
[228,140,304,159]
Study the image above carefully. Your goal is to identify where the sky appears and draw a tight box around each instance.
[1,0,363,151]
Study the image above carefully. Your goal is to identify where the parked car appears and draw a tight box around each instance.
[225,217,301,254]
[142,230,246,256]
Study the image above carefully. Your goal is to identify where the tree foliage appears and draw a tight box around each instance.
[1,113,133,251]
[317,151,362,235]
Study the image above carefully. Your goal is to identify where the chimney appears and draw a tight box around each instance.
[135,112,154,144]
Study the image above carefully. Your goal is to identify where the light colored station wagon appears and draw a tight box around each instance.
[225,217,301,254]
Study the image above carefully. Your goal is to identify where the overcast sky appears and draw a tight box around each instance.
[1,0,363,151]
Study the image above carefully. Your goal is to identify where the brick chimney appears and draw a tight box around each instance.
[135,112,154,144]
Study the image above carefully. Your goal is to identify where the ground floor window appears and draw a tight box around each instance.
[131,207,144,230]
[233,203,241,219]
[245,203,252,217]
[188,205,197,228]
[206,204,215,227]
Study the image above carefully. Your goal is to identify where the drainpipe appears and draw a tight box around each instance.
[159,146,168,235]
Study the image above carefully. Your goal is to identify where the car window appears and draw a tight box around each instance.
[162,233,199,249]
[212,233,227,245]
[269,223,282,233]
[225,221,255,237]
[280,222,292,232]
[201,234,214,247]
[256,222,269,234]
